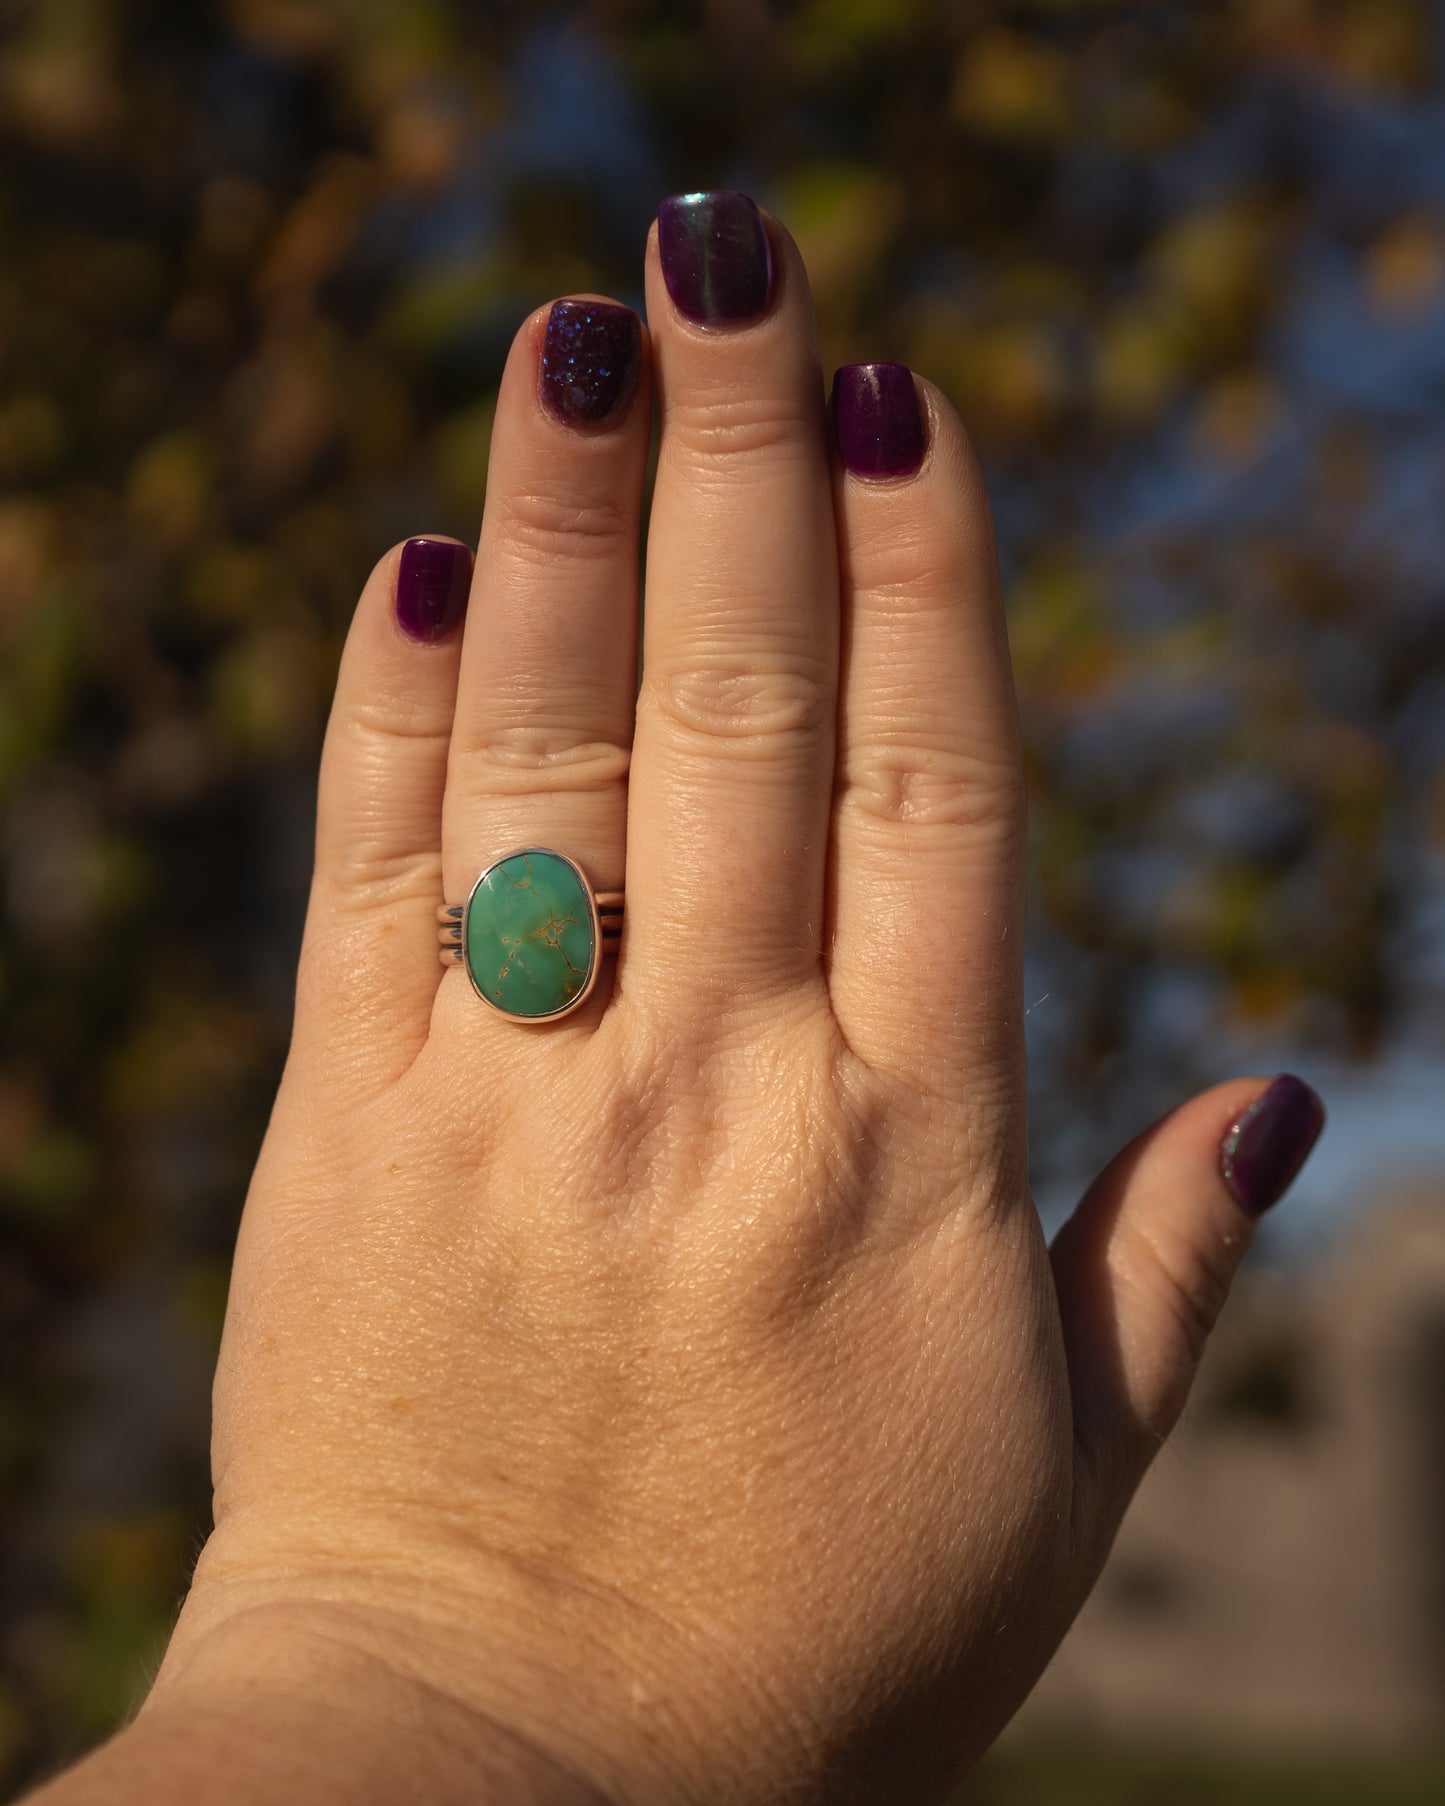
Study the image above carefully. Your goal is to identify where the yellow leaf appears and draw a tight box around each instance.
[126,433,215,551]
[951,29,1073,140]
[1095,305,1187,425]
[775,165,899,316]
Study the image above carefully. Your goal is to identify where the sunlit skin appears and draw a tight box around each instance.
[25,203,1321,1806]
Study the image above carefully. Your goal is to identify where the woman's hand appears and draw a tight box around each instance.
[60,195,1322,1806]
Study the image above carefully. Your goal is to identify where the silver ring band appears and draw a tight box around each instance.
[436,893,624,961]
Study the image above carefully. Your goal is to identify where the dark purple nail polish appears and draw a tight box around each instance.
[540,299,642,426]
[395,537,471,644]
[657,191,774,326]
[832,363,926,479]
[1219,1074,1326,1216]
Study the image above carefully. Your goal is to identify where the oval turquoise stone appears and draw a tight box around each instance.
[464,851,596,1019]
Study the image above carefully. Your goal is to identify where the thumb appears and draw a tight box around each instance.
[1050,1074,1326,1563]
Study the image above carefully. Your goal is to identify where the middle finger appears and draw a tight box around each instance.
[626,193,838,1021]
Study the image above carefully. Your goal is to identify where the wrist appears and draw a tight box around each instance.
[27,1603,610,1806]
[134,1521,833,1806]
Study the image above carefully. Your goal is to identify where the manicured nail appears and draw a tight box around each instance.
[1219,1074,1326,1216]
[657,191,774,326]
[540,299,642,426]
[832,362,926,479]
[395,537,471,644]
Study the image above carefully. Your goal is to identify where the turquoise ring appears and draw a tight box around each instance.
[437,848,623,1023]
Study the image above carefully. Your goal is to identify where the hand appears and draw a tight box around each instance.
[92,194,1322,1806]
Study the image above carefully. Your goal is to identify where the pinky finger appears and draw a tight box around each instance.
[295,536,470,1087]
[1050,1074,1326,1567]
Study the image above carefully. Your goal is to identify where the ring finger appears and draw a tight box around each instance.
[436,295,651,1035]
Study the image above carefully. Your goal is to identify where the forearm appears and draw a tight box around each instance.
[18,1607,609,1806]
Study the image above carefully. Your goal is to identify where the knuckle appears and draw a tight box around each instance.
[667,392,811,468]
[640,661,829,754]
[847,524,957,598]
[456,725,631,798]
[495,485,632,567]
[1134,1220,1238,1414]
[318,712,449,888]
[838,743,1026,835]
[849,507,999,600]
[341,700,451,753]
[319,843,440,906]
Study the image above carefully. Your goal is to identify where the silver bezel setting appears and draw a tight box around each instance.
[460,841,599,1018]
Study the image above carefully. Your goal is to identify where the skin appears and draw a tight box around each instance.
[24,212,1301,1806]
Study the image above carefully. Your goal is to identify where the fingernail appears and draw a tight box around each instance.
[657,191,774,326]
[1219,1074,1326,1216]
[540,299,642,426]
[832,362,927,479]
[395,537,471,644]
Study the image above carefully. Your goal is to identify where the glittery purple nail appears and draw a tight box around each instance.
[832,363,927,479]
[657,191,774,327]
[394,537,471,644]
[1219,1075,1326,1217]
[539,299,642,426]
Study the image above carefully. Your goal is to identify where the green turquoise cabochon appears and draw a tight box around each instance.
[463,850,598,1019]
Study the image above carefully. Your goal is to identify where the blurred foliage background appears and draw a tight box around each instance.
[2,0,1445,1797]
